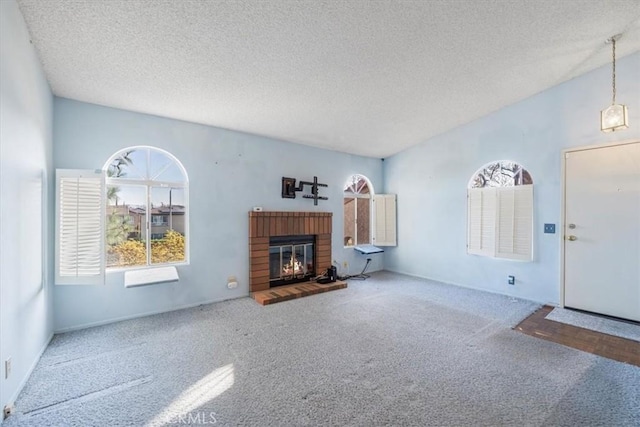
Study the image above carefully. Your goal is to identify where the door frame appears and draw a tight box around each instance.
[560,139,639,308]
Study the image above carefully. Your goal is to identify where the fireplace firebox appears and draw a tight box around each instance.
[269,235,315,287]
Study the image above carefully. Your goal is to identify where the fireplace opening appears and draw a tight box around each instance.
[269,235,315,287]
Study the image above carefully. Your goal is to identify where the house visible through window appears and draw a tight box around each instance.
[467,160,533,261]
[344,174,372,247]
[152,215,168,225]
[105,147,189,268]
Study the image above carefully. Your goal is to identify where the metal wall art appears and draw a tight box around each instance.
[281,176,328,205]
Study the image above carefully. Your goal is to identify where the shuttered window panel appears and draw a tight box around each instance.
[467,189,483,254]
[468,185,533,260]
[496,188,516,255]
[55,169,105,285]
[496,185,533,260]
[467,187,497,256]
[373,194,397,246]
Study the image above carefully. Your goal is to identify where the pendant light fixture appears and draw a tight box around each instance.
[601,34,628,132]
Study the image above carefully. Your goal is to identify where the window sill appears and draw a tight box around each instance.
[353,244,384,254]
[124,266,180,288]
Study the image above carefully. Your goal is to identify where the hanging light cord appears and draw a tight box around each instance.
[611,37,617,105]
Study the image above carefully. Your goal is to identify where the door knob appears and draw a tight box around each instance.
[566,235,578,241]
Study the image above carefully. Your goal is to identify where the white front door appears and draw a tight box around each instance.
[563,142,640,322]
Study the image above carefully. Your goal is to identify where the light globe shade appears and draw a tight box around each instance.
[601,104,629,132]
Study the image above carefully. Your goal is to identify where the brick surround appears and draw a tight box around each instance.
[249,211,332,292]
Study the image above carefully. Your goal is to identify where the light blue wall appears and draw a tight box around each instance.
[383,52,640,304]
[53,98,382,331]
[0,0,54,413]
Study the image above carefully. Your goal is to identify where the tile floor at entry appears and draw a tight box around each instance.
[515,305,640,367]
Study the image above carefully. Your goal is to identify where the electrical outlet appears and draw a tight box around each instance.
[4,358,10,379]
[227,276,238,289]
[544,223,556,234]
[508,276,515,285]
[3,404,14,420]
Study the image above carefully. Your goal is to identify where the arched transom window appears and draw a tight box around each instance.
[470,160,533,188]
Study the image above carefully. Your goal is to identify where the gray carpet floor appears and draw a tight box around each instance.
[546,307,640,342]
[6,271,640,426]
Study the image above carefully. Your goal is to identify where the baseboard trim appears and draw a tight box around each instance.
[382,268,547,305]
[53,295,247,334]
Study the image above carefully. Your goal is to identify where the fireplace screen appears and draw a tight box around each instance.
[269,235,315,286]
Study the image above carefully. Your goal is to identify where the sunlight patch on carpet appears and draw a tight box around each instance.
[147,364,234,426]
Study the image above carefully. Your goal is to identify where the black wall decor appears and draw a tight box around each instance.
[281,177,297,199]
[281,176,328,205]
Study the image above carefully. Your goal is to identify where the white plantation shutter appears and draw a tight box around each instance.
[496,185,533,260]
[373,194,397,246]
[56,169,105,285]
[467,188,496,256]
[467,189,482,253]
[467,185,532,260]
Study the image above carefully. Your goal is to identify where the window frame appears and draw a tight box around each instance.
[467,160,533,261]
[104,146,189,271]
[343,174,374,248]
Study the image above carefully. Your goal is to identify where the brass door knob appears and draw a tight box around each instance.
[566,235,577,241]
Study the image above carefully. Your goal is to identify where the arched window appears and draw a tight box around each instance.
[343,174,373,247]
[467,160,533,261]
[469,160,533,188]
[104,147,188,268]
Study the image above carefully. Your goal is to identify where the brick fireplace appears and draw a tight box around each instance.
[249,211,332,292]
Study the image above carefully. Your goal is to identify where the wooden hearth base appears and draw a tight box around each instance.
[251,281,347,306]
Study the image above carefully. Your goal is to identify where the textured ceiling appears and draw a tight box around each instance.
[16,0,640,158]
